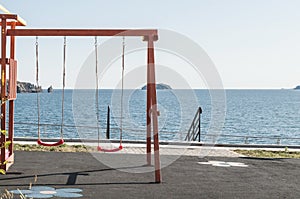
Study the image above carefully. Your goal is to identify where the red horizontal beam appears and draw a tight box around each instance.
[7,29,158,38]
[0,14,27,26]
[7,22,24,26]
[0,14,17,20]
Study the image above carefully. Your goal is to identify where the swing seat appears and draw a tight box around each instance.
[37,138,64,147]
[97,145,123,152]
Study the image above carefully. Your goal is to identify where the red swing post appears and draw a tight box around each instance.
[0,12,25,174]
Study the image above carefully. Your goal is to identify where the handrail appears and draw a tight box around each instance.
[201,133,300,145]
[11,121,300,145]
[12,122,180,134]
[185,107,202,142]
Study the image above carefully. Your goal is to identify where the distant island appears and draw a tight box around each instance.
[294,85,300,90]
[17,81,42,93]
[47,85,53,93]
[141,83,172,90]
[16,81,56,93]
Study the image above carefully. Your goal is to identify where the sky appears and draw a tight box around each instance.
[1,0,300,89]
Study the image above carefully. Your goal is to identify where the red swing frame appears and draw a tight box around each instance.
[0,12,162,183]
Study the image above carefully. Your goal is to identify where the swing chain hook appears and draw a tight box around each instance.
[95,36,98,46]
[35,36,38,46]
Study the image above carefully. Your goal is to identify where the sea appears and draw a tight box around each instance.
[11,89,300,145]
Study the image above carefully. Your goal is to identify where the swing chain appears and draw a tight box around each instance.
[35,36,41,136]
[60,36,67,137]
[35,36,39,88]
[94,36,101,145]
[94,36,98,46]
[120,36,125,146]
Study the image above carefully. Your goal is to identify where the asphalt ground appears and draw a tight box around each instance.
[0,151,299,199]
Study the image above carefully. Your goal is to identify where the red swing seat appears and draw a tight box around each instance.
[97,145,123,152]
[37,138,65,147]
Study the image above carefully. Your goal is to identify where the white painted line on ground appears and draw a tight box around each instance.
[198,161,249,168]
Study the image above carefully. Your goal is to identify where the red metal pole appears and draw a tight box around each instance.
[147,36,161,183]
[0,18,7,171]
[146,42,152,166]
[7,29,158,37]
[8,22,15,156]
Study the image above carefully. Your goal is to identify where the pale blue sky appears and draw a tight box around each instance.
[2,0,300,89]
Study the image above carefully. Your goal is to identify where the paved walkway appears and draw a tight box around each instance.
[0,146,300,199]
[98,143,243,157]
[14,141,244,157]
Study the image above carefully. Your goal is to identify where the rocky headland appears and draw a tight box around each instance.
[17,81,42,93]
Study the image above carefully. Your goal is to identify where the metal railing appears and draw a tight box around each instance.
[185,107,202,142]
[201,133,300,145]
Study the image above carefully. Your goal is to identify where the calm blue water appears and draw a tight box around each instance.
[11,89,300,145]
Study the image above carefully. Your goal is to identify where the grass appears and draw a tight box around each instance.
[0,190,14,199]
[13,143,96,152]
[12,144,300,159]
[234,149,300,159]
[0,172,38,199]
